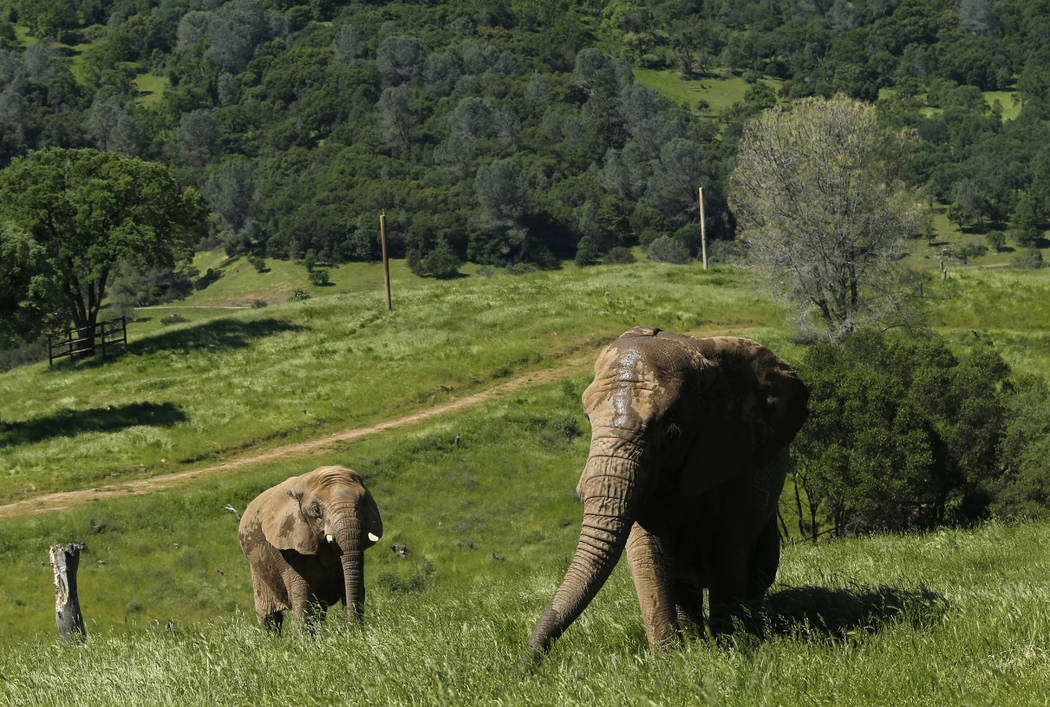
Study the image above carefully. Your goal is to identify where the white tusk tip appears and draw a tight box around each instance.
[326,535,334,543]
[367,532,380,543]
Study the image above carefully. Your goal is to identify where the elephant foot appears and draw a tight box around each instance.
[261,611,283,634]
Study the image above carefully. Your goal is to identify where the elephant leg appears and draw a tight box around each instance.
[673,580,704,637]
[251,573,285,634]
[262,610,283,634]
[282,569,317,633]
[706,540,750,636]
[625,523,681,651]
[746,516,780,600]
[299,599,327,634]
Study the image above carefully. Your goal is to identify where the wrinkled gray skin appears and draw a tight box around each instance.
[238,465,383,632]
[527,327,808,661]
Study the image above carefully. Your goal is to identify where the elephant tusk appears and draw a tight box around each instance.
[368,532,380,542]
[326,534,334,543]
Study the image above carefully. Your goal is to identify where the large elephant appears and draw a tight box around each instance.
[238,465,383,632]
[527,327,808,661]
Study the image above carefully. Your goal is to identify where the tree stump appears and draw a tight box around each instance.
[49,542,86,642]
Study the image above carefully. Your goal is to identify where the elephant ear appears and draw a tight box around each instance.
[259,477,320,555]
[360,488,383,547]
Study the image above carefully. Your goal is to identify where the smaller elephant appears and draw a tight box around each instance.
[238,465,383,632]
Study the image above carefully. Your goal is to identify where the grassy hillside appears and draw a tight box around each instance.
[4,255,1050,702]
[2,367,1049,703]
[0,260,782,505]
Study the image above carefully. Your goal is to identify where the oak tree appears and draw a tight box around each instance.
[0,148,205,350]
[728,95,924,340]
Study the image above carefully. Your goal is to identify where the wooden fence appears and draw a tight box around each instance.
[48,317,127,366]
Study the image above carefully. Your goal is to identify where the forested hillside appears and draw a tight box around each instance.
[1,0,1049,283]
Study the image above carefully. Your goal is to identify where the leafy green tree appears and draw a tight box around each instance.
[377,85,416,153]
[176,108,219,166]
[574,234,596,267]
[423,51,462,96]
[376,35,426,86]
[332,24,364,66]
[729,95,924,340]
[646,137,711,223]
[792,331,1009,538]
[202,157,261,255]
[989,376,1050,520]
[473,159,531,264]
[0,149,205,349]
[447,97,494,139]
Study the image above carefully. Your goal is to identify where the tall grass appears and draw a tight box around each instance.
[3,519,1048,704]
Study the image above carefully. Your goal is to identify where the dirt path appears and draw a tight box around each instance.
[0,325,764,520]
[0,354,595,520]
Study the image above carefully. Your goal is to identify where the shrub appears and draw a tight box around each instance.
[251,299,267,309]
[160,314,189,325]
[985,230,1006,251]
[648,235,689,264]
[707,238,741,264]
[988,375,1050,520]
[791,330,1009,538]
[248,255,268,273]
[289,288,310,301]
[603,247,635,264]
[953,242,987,262]
[407,241,461,279]
[309,269,331,286]
[574,236,597,267]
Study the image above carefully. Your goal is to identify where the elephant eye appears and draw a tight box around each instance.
[309,502,322,518]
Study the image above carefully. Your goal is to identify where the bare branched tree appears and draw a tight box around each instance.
[728,95,925,340]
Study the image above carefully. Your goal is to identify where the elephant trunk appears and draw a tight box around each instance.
[334,512,365,624]
[527,448,642,662]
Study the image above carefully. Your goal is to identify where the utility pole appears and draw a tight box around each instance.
[379,211,392,310]
[698,186,708,270]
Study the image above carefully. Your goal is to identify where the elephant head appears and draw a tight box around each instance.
[257,465,383,622]
[526,327,807,661]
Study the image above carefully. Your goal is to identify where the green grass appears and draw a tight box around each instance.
[984,90,1022,120]
[3,370,1050,703]
[0,260,781,504]
[633,68,783,115]
[3,484,1049,703]
[4,252,1050,702]
[132,74,170,108]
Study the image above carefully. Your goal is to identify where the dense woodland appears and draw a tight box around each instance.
[1,0,1050,286]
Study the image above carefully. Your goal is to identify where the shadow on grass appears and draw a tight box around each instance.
[0,402,188,446]
[751,584,948,641]
[128,318,306,356]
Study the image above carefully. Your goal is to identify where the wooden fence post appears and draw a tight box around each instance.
[49,542,86,642]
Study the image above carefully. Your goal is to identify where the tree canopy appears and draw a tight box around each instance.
[729,95,924,339]
[0,148,204,346]
[791,330,1010,539]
